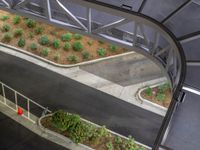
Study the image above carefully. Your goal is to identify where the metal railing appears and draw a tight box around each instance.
[0,81,51,123]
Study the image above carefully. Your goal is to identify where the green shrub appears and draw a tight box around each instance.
[29,32,34,39]
[41,48,49,57]
[63,42,71,51]
[106,141,113,150]
[30,43,38,51]
[72,41,83,51]
[14,28,23,37]
[61,33,72,42]
[109,44,118,52]
[2,24,10,32]
[67,55,78,63]
[156,93,165,101]
[158,83,170,93]
[18,38,26,47]
[87,40,93,46]
[115,136,123,145]
[98,40,104,44]
[144,87,152,96]
[81,51,90,60]
[25,19,36,28]
[91,126,110,144]
[52,110,81,132]
[39,35,49,45]
[54,53,60,61]
[74,33,82,40]
[123,136,138,150]
[2,33,12,43]
[97,48,106,57]
[13,15,21,24]
[34,26,44,35]
[0,16,9,21]
[52,39,60,49]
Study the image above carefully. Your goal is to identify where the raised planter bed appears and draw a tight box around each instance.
[0,10,129,66]
[138,83,172,109]
[39,110,148,150]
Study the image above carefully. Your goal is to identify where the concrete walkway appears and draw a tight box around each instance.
[0,50,163,147]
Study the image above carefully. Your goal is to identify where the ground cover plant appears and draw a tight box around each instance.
[0,10,127,65]
[41,110,146,150]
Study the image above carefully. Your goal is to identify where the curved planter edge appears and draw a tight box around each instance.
[0,42,134,68]
[137,83,168,113]
[38,114,94,150]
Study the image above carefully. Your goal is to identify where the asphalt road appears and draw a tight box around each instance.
[0,112,67,150]
[0,51,163,147]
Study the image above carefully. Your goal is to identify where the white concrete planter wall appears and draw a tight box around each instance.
[38,114,151,150]
[137,83,168,115]
[0,42,134,68]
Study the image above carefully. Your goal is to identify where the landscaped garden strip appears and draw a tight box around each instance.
[41,110,146,150]
[0,10,127,65]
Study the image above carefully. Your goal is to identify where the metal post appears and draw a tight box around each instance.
[14,91,18,111]
[27,99,30,119]
[87,8,91,33]
[2,84,6,104]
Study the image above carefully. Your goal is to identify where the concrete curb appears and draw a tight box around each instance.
[137,83,168,113]
[39,114,151,150]
[0,42,134,68]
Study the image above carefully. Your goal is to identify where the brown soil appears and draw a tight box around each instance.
[0,10,128,65]
[41,116,145,150]
[141,86,172,108]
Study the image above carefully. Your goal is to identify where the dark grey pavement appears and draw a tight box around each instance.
[0,51,163,147]
[164,91,200,150]
[0,112,67,150]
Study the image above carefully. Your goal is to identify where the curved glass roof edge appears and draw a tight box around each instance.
[0,0,187,149]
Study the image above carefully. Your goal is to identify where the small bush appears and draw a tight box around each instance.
[34,26,44,35]
[91,126,110,144]
[156,93,165,101]
[115,136,123,145]
[144,87,152,96]
[54,53,60,61]
[14,28,23,37]
[81,51,90,60]
[158,83,170,93]
[97,48,106,57]
[87,40,93,46]
[63,42,71,51]
[72,41,83,51]
[39,35,49,45]
[0,16,9,21]
[30,43,38,51]
[106,141,113,150]
[18,38,26,47]
[67,55,78,63]
[74,33,82,40]
[61,33,72,42]
[13,15,21,24]
[2,33,12,43]
[52,39,60,49]
[25,19,36,28]
[41,48,49,57]
[52,110,81,132]
[109,44,118,52]
[98,40,104,44]
[2,24,10,32]
[29,32,34,39]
